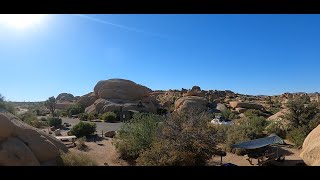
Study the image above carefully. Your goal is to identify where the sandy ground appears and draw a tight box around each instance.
[69,138,129,166]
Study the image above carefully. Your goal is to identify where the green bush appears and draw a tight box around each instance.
[101,112,117,122]
[244,109,264,118]
[79,113,88,121]
[70,121,96,138]
[226,116,267,155]
[265,119,288,139]
[79,113,96,121]
[87,113,96,121]
[136,112,217,166]
[286,126,309,148]
[31,120,48,128]
[40,117,47,121]
[60,110,68,117]
[221,109,238,120]
[66,103,84,117]
[0,95,16,114]
[58,151,97,166]
[285,96,319,127]
[48,117,62,128]
[113,113,160,159]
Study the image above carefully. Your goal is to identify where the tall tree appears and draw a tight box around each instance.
[0,94,5,109]
[285,95,319,128]
[45,96,57,117]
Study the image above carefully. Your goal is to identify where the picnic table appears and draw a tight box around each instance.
[55,135,77,145]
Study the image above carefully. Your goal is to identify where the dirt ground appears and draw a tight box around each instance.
[69,138,129,166]
[67,138,304,166]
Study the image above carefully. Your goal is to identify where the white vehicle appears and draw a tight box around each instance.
[210,116,233,125]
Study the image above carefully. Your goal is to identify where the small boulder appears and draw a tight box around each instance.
[105,131,116,138]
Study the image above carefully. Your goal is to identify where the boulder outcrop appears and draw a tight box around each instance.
[0,110,67,166]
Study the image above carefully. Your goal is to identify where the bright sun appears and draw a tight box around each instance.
[0,14,47,30]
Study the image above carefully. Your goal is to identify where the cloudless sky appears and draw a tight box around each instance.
[1,14,320,101]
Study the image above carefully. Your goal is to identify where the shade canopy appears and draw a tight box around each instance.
[231,134,285,150]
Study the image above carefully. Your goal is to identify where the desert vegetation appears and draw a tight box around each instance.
[70,121,97,138]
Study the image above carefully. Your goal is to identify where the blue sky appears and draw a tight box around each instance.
[1,14,320,101]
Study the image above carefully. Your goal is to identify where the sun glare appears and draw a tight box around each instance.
[0,14,47,30]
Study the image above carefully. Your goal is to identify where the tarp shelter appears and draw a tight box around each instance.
[231,134,285,150]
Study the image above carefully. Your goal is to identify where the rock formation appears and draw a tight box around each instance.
[56,93,74,102]
[229,101,266,112]
[83,79,159,114]
[0,109,67,166]
[300,124,320,166]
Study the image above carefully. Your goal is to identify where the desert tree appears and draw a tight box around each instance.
[45,96,57,117]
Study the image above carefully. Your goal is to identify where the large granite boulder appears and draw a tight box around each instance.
[300,125,320,166]
[84,79,158,114]
[77,92,98,108]
[229,101,266,111]
[0,110,67,166]
[56,93,74,102]
[174,96,208,114]
[94,79,151,100]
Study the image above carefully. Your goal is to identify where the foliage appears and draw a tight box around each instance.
[265,118,289,139]
[58,151,97,166]
[285,95,319,128]
[40,117,47,121]
[136,112,217,166]
[79,113,96,121]
[286,126,309,148]
[0,94,16,114]
[221,109,238,120]
[244,109,264,118]
[70,121,96,138]
[76,137,87,151]
[18,111,47,128]
[101,112,117,122]
[226,116,268,155]
[66,103,84,117]
[113,113,161,159]
[48,117,62,128]
[45,96,57,117]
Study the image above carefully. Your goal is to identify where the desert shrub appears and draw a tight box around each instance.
[87,113,96,121]
[18,111,37,124]
[66,103,84,117]
[221,109,238,120]
[136,112,217,166]
[286,126,309,148]
[70,121,96,138]
[58,151,97,166]
[17,111,48,128]
[79,113,96,121]
[265,119,288,139]
[0,95,16,114]
[269,107,281,115]
[60,110,68,117]
[285,95,319,128]
[208,124,229,144]
[226,116,267,155]
[76,137,87,150]
[4,102,16,115]
[244,109,264,118]
[48,117,62,128]
[31,119,48,128]
[79,113,88,121]
[40,117,47,121]
[101,112,117,122]
[113,113,161,159]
